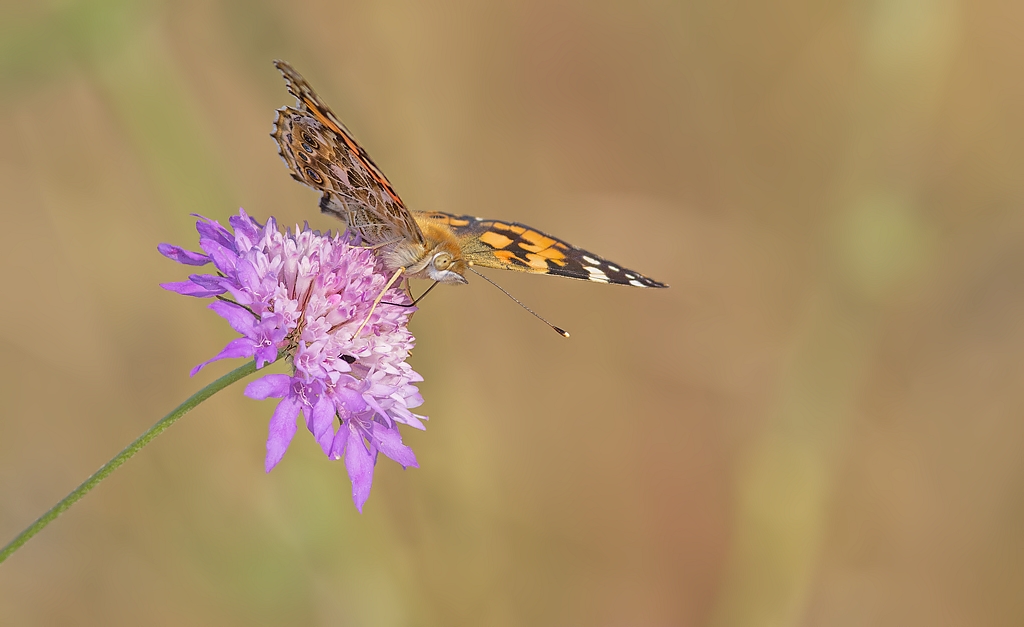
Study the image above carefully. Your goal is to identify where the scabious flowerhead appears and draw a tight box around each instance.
[159,209,425,511]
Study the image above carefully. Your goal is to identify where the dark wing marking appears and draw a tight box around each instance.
[418,211,667,288]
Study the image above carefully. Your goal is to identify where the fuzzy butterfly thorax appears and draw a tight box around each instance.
[271,60,667,290]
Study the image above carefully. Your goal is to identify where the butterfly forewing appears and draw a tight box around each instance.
[417,212,667,287]
[272,60,423,247]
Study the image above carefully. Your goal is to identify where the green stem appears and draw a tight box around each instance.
[0,359,261,564]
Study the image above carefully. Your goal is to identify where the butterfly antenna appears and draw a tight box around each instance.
[468,266,569,338]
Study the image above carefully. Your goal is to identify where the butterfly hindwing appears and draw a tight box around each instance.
[416,212,667,288]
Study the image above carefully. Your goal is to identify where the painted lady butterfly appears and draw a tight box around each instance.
[271,60,666,294]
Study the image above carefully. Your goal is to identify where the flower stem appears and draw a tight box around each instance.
[0,359,261,564]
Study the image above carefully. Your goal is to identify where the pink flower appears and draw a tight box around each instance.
[160,210,425,511]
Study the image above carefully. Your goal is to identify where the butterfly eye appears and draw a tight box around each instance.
[432,252,453,271]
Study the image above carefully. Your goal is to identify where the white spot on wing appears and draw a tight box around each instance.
[585,265,610,282]
[582,255,600,265]
[629,279,646,287]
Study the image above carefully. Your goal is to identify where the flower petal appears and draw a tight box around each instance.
[190,338,255,376]
[201,238,239,275]
[160,280,224,297]
[333,385,368,414]
[229,210,261,244]
[345,431,376,512]
[245,373,292,400]
[371,423,418,468]
[195,217,234,250]
[254,344,280,370]
[309,396,337,456]
[209,300,256,337]
[265,396,300,472]
[329,422,349,461]
[188,273,229,293]
[158,243,210,266]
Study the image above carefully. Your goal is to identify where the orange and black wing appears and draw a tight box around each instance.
[418,212,667,288]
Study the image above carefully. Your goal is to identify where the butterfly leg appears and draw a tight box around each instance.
[382,279,437,308]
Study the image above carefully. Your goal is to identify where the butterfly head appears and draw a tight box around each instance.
[387,233,468,284]
[425,248,469,284]
[418,244,468,284]
[386,220,467,284]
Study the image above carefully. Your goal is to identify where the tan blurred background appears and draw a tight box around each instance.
[2,0,1023,625]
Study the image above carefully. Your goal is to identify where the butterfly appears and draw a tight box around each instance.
[271,60,667,293]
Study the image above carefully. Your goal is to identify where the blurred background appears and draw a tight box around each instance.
[2,0,1023,625]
